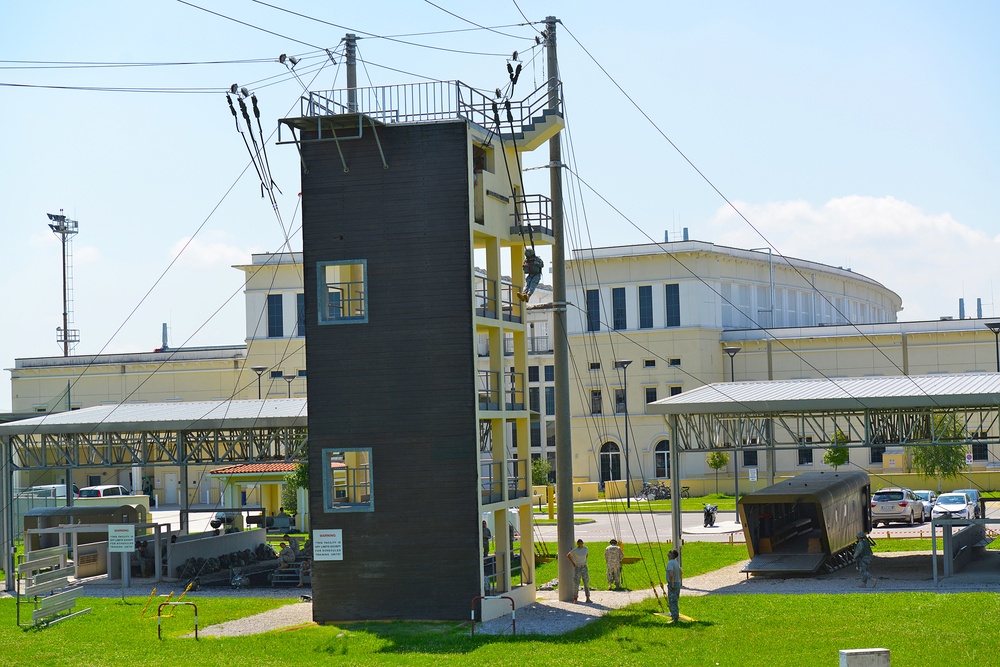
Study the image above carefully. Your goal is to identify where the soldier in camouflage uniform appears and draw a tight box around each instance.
[853,531,876,587]
[605,539,624,590]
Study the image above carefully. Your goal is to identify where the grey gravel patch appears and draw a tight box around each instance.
[197,601,313,637]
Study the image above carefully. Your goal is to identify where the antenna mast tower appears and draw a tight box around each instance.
[46,209,80,356]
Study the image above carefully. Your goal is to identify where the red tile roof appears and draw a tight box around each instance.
[209,462,298,475]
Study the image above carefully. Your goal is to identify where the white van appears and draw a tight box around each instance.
[79,484,130,498]
[21,484,79,499]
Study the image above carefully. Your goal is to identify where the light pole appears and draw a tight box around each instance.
[986,322,1000,373]
[614,359,633,508]
[251,366,268,399]
[283,374,296,398]
[722,345,741,523]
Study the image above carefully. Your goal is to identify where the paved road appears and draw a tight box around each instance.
[532,505,1000,546]
[532,510,744,545]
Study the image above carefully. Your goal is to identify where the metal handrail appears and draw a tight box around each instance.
[298,79,562,135]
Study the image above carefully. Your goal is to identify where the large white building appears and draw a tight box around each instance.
[8,239,1000,494]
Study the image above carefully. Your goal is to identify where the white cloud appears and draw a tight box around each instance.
[169,231,260,268]
[705,196,1000,321]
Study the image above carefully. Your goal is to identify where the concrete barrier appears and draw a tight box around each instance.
[165,529,266,578]
[839,648,890,666]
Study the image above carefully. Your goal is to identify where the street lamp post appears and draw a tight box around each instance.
[722,346,742,523]
[251,366,268,400]
[283,374,296,398]
[986,322,1000,373]
[614,360,633,508]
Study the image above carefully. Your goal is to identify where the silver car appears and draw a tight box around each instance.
[870,487,925,527]
[952,488,982,518]
[912,490,937,519]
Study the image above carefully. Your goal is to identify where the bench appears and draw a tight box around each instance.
[270,563,303,586]
[267,516,293,533]
[19,546,91,627]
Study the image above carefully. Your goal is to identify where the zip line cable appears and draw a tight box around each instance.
[255,0,530,55]
[422,0,538,40]
[558,22,948,409]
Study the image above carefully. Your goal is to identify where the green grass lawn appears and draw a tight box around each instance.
[533,541,747,589]
[3,540,995,666]
[3,586,997,666]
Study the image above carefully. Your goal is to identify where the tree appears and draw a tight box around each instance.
[706,451,730,495]
[282,461,309,516]
[823,428,849,470]
[531,457,552,486]
[908,415,969,492]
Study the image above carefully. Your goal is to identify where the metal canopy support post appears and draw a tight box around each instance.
[1,436,13,592]
[669,415,683,558]
[179,433,189,533]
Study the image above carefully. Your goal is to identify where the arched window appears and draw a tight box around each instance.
[599,442,621,484]
[654,440,670,479]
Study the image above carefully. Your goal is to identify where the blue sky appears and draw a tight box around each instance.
[2,1,999,411]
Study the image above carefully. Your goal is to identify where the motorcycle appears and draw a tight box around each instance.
[703,503,718,527]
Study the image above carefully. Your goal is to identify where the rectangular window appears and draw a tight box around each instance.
[589,362,601,371]
[869,445,886,464]
[972,441,988,461]
[638,285,653,329]
[665,283,680,327]
[296,293,305,337]
[297,369,307,378]
[644,386,657,405]
[318,260,367,324]
[544,386,555,415]
[972,433,988,461]
[668,358,681,367]
[643,359,656,368]
[614,388,626,414]
[530,421,541,448]
[270,370,284,379]
[528,366,539,383]
[586,289,600,332]
[798,437,813,465]
[590,389,602,415]
[544,365,554,382]
[529,387,540,412]
[743,450,758,467]
[669,386,682,396]
[323,448,373,512]
[612,287,626,330]
[267,294,284,338]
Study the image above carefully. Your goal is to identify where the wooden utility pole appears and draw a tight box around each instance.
[545,16,575,603]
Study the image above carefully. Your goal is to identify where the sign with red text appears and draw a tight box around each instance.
[313,529,344,561]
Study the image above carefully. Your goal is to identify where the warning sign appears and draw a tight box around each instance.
[313,529,344,561]
[108,525,135,553]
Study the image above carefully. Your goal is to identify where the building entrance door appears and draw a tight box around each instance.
[165,473,178,504]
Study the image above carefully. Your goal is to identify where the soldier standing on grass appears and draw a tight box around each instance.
[605,539,624,590]
[567,539,591,603]
[666,549,682,622]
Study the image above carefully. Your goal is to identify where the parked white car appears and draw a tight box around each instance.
[78,484,130,498]
[931,492,976,522]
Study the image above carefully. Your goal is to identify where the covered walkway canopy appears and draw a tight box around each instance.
[0,398,308,584]
[647,373,1000,553]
